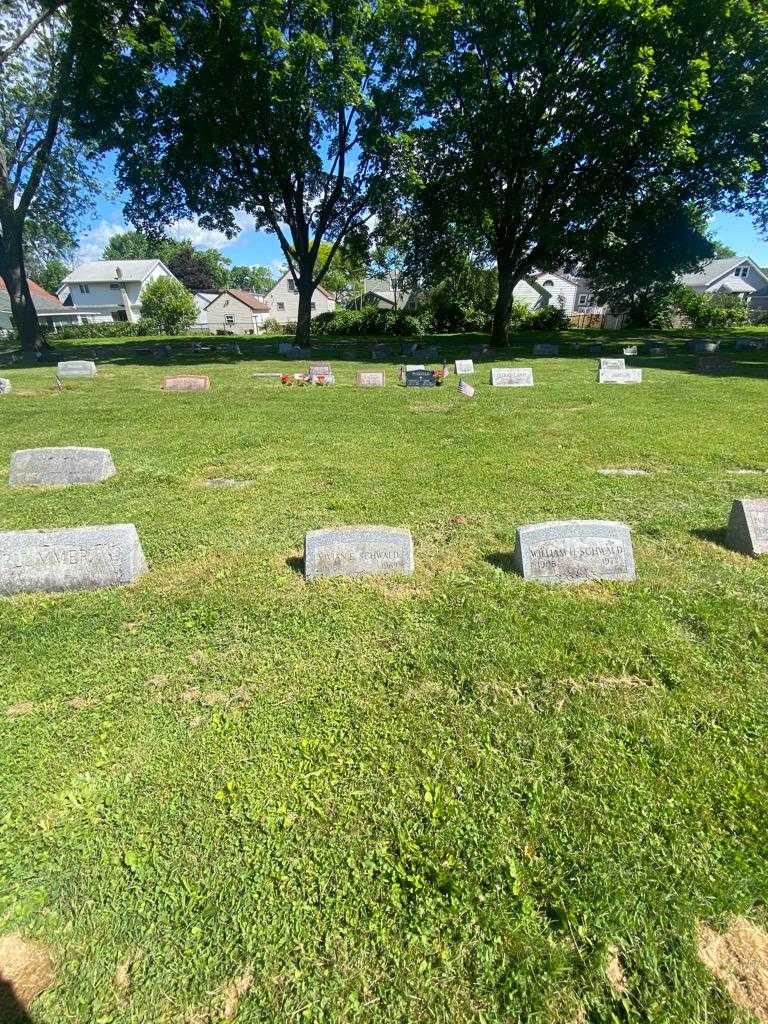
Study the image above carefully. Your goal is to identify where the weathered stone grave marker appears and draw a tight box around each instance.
[513,520,635,583]
[490,367,534,387]
[0,524,147,596]
[533,343,559,356]
[164,375,210,391]
[726,499,768,556]
[57,360,97,379]
[9,447,116,487]
[405,369,436,388]
[599,367,642,384]
[305,526,414,579]
[455,359,475,375]
[357,371,385,387]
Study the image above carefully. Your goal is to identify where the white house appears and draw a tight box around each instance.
[202,289,270,333]
[678,257,768,309]
[512,271,608,315]
[264,271,335,324]
[60,259,177,323]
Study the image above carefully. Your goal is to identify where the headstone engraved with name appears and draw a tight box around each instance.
[9,447,116,487]
[164,375,210,391]
[533,343,559,356]
[0,524,147,596]
[726,498,768,556]
[599,367,642,384]
[278,342,310,357]
[455,359,475,375]
[57,360,97,379]
[405,364,425,371]
[309,363,332,377]
[305,526,414,579]
[623,346,638,356]
[0,378,10,395]
[490,367,534,387]
[600,358,626,371]
[697,356,731,375]
[252,372,283,380]
[513,520,635,584]
[692,339,720,355]
[405,369,436,388]
[357,371,385,387]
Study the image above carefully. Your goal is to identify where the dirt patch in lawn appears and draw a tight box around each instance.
[605,944,628,997]
[698,917,768,1022]
[0,932,55,1017]
[184,968,254,1023]
[4,701,36,718]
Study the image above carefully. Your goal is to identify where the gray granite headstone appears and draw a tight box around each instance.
[0,378,10,395]
[533,343,559,356]
[599,367,642,384]
[164,375,210,391]
[0,524,147,596]
[692,339,719,355]
[9,447,116,487]
[490,367,534,387]
[57,360,97,379]
[726,499,768,556]
[455,359,475,375]
[513,520,635,583]
[357,371,385,387]
[305,526,414,579]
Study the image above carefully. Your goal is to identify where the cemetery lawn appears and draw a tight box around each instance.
[2,348,768,1023]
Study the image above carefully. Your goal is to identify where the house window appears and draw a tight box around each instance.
[109,282,122,290]
[287,280,297,293]
[78,284,90,294]
[734,266,748,278]
[310,301,316,310]
[543,279,555,287]
[277,302,285,310]
[224,314,235,325]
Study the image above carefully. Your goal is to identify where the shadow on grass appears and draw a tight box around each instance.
[485,551,518,574]
[286,555,305,575]
[691,527,730,551]
[0,980,33,1023]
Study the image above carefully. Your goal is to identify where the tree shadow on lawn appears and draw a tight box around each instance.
[0,980,34,1024]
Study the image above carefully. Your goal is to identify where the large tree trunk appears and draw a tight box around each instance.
[0,239,46,356]
[492,259,518,347]
[294,266,314,346]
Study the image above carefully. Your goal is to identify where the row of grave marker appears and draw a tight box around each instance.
[1,445,766,595]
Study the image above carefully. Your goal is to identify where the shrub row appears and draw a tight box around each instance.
[311,306,436,337]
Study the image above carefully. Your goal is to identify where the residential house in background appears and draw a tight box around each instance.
[513,271,608,316]
[264,271,335,324]
[202,289,270,333]
[59,259,177,322]
[352,275,420,311]
[0,278,85,335]
[677,257,768,310]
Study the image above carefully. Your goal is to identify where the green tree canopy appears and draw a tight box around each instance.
[228,265,276,294]
[139,275,197,333]
[102,230,230,289]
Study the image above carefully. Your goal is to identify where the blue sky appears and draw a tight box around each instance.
[75,159,768,271]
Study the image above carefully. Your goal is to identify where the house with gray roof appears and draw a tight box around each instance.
[677,256,768,308]
[60,259,178,322]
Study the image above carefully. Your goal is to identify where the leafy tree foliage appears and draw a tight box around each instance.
[228,265,276,295]
[139,275,197,333]
[32,256,70,293]
[103,229,159,261]
[315,241,367,303]
[405,0,768,344]
[102,229,231,289]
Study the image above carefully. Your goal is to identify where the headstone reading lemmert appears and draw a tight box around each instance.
[305,526,414,579]
[455,359,475,375]
[0,524,147,596]
[599,367,642,384]
[726,498,768,556]
[0,378,11,395]
[57,360,97,379]
[164,375,210,391]
[9,447,116,487]
[490,367,534,387]
[513,520,635,583]
[405,369,436,388]
[533,343,559,356]
[357,371,385,387]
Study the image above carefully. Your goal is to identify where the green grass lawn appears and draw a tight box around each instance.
[1,347,767,1023]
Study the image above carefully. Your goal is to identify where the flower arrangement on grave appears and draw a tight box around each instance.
[281,374,293,385]
[313,374,327,385]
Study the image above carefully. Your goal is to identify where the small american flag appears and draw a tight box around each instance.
[458,378,475,398]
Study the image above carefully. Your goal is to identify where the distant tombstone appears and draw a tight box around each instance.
[455,358,475,375]
[278,342,310,358]
[373,344,394,360]
[692,339,720,355]
[623,346,638,356]
[309,363,332,377]
[416,345,439,360]
[490,367,534,387]
[405,364,425,371]
[57,360,96,379]
[513,520,635,584]
[357,370,385,387]
[251,372,283,380]
[0,378,10,395]
[735,338,761,352]
[588,344,602,357]
[533,343,559,356]
[164,375,210,391]
[405,369,436,388]
[645,343,667,356]
[0,524,147,596]
[726,499,768,556]
[599,367,642,384]
[697,356,731,375]
[305,526,414,579]
[600,358,626,371]
[9,447,116,487]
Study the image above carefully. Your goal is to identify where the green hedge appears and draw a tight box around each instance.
[312,306,436,337]
[46,322,146,340]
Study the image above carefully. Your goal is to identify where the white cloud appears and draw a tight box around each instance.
[75,219,128,262]
[167,210,259,249]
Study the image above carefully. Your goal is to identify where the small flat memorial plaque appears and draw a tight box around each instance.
[405,364,425,371]
[252,372,283,380]
[455,359,475,375]
[357,371,385,387]
[305,526,414,579]
[490,367,534,387]
[164,375,210,391]
[726,498,768,556]
[9,447,116,487]
[0,524,147,596]
[599,368,642,384]
[533,343,559,356]
[405,369,436,388]
[57,360,96,379]
[513,520,635,584]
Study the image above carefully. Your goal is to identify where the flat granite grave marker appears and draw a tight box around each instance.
[9,447,116,487]
[57,360,96,379]
[490,367,534,387]
[164,375,210,391]
[533,343,559,356]
[405,369,437,388]
[513,520,635,584]
[252,372,283,380]
[726,498,768,556]
[405,364,425,371]
[357,370,385,387]
[305,526,414,579]
[599,367,642,384]
[0,378,10,395]
[600,358,626,371]
[309,363,332,377]
[0,524,147,596]
[455,358,475,375]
